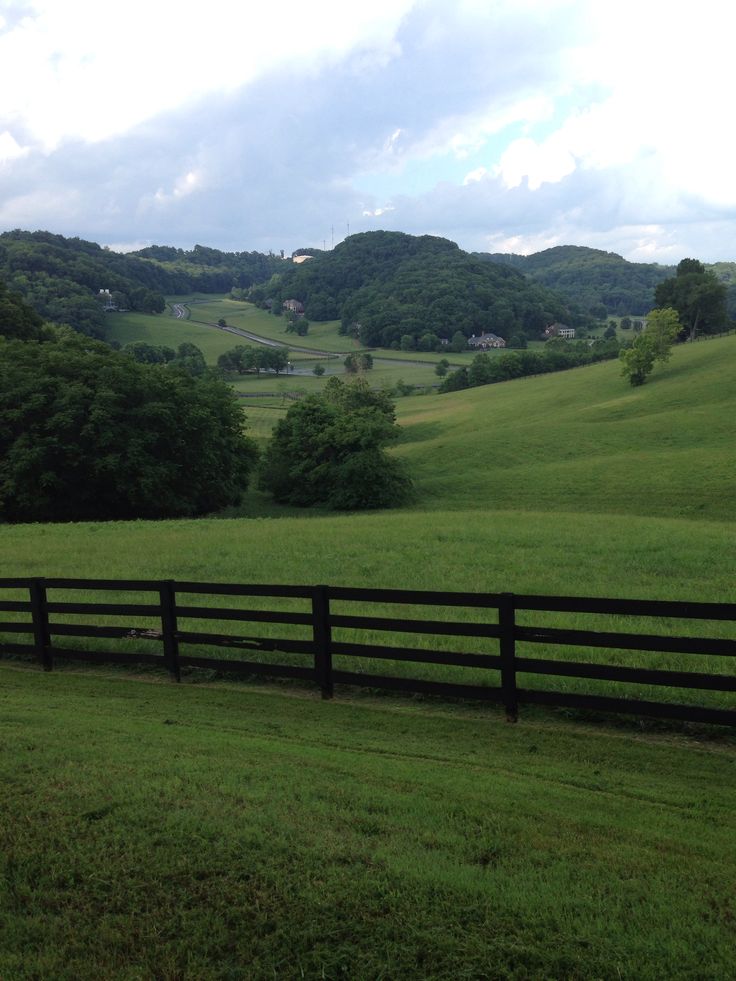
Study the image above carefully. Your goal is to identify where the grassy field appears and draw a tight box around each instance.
[1,663,734,980]
[3,327,735,977]
[105,310,248,364]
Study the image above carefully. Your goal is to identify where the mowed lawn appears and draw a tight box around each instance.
[1,663,735,980]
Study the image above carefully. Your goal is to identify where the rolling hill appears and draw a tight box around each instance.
[479,245,671,318]
[395,333,735,521]
[269,230,584,346]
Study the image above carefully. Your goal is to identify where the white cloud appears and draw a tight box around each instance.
[0,0,415,148]
[0,130,28,163]
[1,1,735,264]
[496,135,576,190]
[463,167,487,185]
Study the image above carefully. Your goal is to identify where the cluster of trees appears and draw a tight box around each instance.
[285,313,310,336]
[259,377,412,510]
[217,345,289,375]
[482,245,672,318]
[344,352,373,373]
[256,231,582,349]
[122,341,207,377]
[654,259,728,339]
[439,338,621,392]
[0,298,258,522]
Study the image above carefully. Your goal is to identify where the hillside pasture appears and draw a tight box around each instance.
[396,335,736,521]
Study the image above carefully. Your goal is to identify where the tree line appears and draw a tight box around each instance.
[439,337,621,392]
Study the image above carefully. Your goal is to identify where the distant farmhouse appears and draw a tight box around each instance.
[544,322,575,339]
[98,289,117,312]
[468,332,507,350]
[283,299,305,315]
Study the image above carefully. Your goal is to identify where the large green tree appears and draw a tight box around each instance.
[619,307,681,386]
[654,259,728,339]
[0,331,257,522]
[259,377,412,509]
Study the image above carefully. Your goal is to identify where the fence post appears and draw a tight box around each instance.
[159,580,180,682]
[312,585,333,699]
[498,592,518,722]
[29,578,52,672]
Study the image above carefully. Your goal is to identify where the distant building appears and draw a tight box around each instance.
[283,299,305,315]
[544,322,575,339]
[292,255,314,264]
[468,332,506,349]
[98,288,117,312]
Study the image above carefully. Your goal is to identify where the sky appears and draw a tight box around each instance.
[1,0,734,263]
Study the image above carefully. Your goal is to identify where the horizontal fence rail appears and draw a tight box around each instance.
[1,578,735,728]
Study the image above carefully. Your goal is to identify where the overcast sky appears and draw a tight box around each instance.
[1,0,734,262]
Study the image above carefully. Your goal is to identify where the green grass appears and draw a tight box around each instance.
[1,662,734,980]
[2,505,734,706]
[395,334,736,521]
[3,327,736,976]
[105,310,247,364]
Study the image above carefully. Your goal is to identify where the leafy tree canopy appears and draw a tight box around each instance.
[217,345,289,375]
[265,231,579,348]
[0,278,47,341]
[654,259,728,339]
[481,245,673,318]
[619,307,681,386]
[259,377,411,510]
[0,331,257,522]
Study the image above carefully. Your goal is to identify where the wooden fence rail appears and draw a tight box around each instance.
[1,577,735,728]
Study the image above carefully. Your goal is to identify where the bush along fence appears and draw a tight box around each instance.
[1,578,736,728]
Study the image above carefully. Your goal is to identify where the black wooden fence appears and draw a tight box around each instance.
[2,577,736,728]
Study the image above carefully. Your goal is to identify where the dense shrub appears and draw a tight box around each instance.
[259,377,412,509]
[0,331,257,521]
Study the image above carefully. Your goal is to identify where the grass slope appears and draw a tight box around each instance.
[396,335,736,521]
[2,664,734,980]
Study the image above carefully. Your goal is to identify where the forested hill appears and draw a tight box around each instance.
[265,231,581,347]
[478,245,672,318]
[0,230,282,338]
